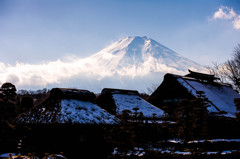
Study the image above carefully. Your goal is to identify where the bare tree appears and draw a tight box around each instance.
[223,44,240,91]
[207,44,240,92]
[225,59,240,90]
[206,62,227,83]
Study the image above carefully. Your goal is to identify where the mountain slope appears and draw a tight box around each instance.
[1,36,205,93]
[87,36,204,78]
[56,36,204,93]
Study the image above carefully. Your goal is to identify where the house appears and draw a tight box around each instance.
[16,88,120,125]
[97,88,165,121]
[148,70,240,118]
[15,88,120,158]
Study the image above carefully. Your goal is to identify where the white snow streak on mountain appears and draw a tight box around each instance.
[0,36,205,92]
[89,36,203,77]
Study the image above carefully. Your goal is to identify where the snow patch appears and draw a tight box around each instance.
[59,99,120,124]
[17,99,120,125]
[112,94,165,117]
[177,77,240,117]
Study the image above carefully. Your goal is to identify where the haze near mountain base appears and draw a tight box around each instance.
[1,36,204,93]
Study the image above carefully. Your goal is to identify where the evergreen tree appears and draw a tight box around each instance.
[234,98,240,120]
[176,92,209,141]
[0,83,18,121]
[1,82,17,99]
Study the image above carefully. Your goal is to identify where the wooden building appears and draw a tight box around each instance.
[148,70,240,118]
[15,88,120,158]
[148,70,240,138]
[97,88,165,122]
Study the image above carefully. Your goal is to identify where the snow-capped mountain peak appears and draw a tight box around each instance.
[3,36,205,93]
[89,36,204,77]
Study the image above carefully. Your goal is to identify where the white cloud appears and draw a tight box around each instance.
[0,38,205,92]
[212,6,240,30]
[213,6,236,19]
[233,15,240,30]
[0,53,191,92]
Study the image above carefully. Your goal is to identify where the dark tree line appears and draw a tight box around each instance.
[0,83,49,122]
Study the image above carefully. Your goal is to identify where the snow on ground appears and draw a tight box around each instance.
[112,147,240,156]
[168,139,240,144]
[112,94,165,118]
[177,77,240,117]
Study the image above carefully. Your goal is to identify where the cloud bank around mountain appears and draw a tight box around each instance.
[0,36,204,92]
[0,55,187,91]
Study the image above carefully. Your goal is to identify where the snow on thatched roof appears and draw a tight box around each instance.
[16,88,120,125]
[177,75,240,118]
[112,94,165,118]
[101,88,165,118]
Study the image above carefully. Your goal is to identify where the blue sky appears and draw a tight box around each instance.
[0,0,239,65]
[0,0,240,90]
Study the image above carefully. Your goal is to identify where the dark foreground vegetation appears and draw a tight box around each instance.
[1,100,240,159]
[2,116,240,159]
[0,82,240,158]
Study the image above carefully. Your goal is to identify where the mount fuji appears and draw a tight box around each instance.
[65,36,205,92]
[2,36,205,93]
[88,36,203,77]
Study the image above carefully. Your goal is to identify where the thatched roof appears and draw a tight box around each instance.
[16,88,120,125]
[101,88,139,96]
[99,88,165,118]
[149,72,240,118]
[185,69,220,82]
[50,88,95,102]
